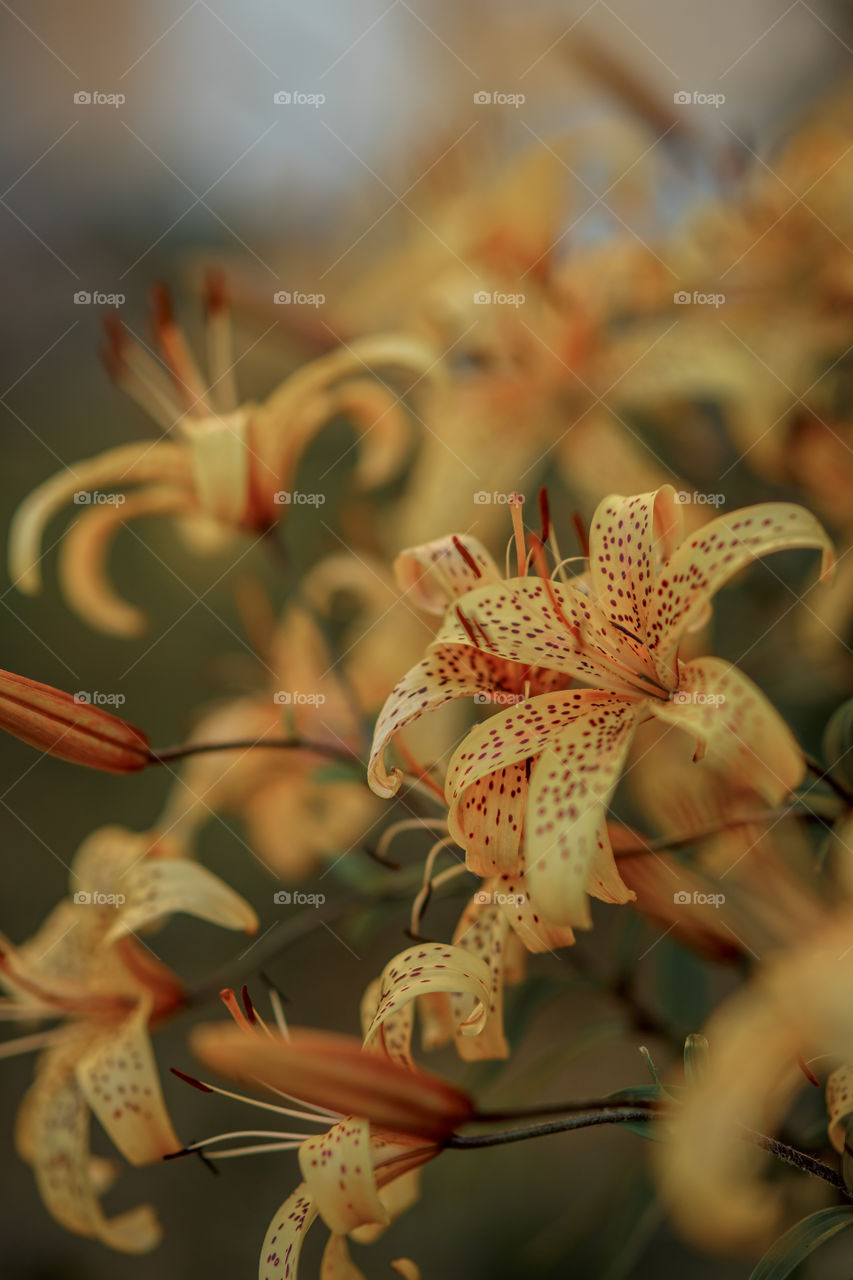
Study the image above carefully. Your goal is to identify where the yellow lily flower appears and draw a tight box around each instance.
[186,1010,473,1279]
[369,487,832,928]
[0,825,257,1250]
[8,280,437,636]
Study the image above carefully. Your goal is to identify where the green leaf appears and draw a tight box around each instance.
[748,1206,853,1280]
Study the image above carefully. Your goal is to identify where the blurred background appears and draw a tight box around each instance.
[2,1,853,1276]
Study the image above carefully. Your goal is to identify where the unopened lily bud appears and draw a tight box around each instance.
[0,668,150,773]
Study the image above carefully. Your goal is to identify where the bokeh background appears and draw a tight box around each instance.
[2,2,853,1277]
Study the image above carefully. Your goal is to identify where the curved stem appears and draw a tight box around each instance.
[447,1105,658,1148]
[148,737,361,768]
[612,798,842,860]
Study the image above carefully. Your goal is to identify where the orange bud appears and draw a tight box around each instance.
[0,668,150,773]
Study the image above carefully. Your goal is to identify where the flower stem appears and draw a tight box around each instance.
[148,737,361,767]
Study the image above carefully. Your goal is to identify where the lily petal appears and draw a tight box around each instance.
[649,502,833,683]
[588,487,684,640]
[647,658,805,804]
[321,1233,367,1280]
[368,644,514,797]
[259,1184,318,1280]
[450,897,510,1061]
[364,943,493,1050]
[452,761,528,876]
[58,485,194,636]
[103,858,259,945]
[9,440,192,597]
[75,997,180,1165]
[15,1038,162,1252]
[300,1116,388,1235]
[393,534,500,615]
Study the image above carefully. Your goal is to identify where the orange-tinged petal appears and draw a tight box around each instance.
[103,857,258,945]
[368,644,512,797]
[181,409,252,524]
[9,440,192,597]
[15,1037,163,1252]
[393,534,500,615]
[647,658,805,804]
[649,502,833,684]
[588,487,684,640]
[190,1025,474,1140]
[391,1261,421,1280]
[300,1116,388,1235]
[259,1184,318,1280]
[450,897,510,1061]
[454,762,527,877]
[360,978,414,1068]
[492,854,577,954]
[0,667,150,773]
[75,997,179,1165]
[364,943,493,1050]
[58,485,193,637]
[321,1233,367,1279]
[522,698,642,927]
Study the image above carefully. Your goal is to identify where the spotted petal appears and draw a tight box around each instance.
[103,857,258,945]
[393,534,500,615]
[364,943,493,1050]
[259,1184,318,1280]
[300,1116,388,1235]
[646,657,805,804]
[75,997,179,1165]
[449,896,510,1061]
[368,644,512,797]
[648,502,833,684]
[15,1038,162,1252]
[588,487,683,639]
[520,698,643,927]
